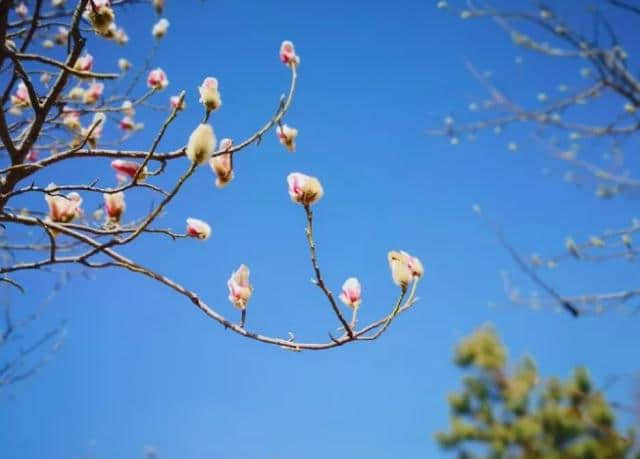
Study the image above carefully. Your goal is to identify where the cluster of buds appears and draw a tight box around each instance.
[228,265,253,310]
[276,124,298,152]
[111,160,148,182]
[186,218,211,240]
[198,77,222,113]
[103,191,126,224]
[287,172,324,206]
[387,251,423,289]
[210,138,234,188]
[147,68,169,90]
[44,185,83,225]
[186,123,216,165]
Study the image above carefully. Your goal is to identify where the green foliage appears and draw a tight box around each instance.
[437,327,638,459]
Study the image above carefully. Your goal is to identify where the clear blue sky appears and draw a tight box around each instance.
[2,1,639,458]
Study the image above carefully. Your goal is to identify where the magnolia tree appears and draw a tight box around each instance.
[0,0,424,355]
[429,1,640,316]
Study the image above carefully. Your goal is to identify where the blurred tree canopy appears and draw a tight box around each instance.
[437,327,638,458]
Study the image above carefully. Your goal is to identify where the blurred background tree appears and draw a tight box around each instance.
[437,327,638,458]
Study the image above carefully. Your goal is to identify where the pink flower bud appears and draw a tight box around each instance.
[147,68,168,90]
[339,277,362,309]
[152,18,169,39]
[119,116,135,131]
[111,159,147,181]
[387,250,422,289]
[26,149,38,162]
[186,217,211,240]
[279,40,300,66]
[16,2,28,19]
[287,172,324,206]
[209,138,234,188]
[198,77,222,112]
[45,184,83,224]
[104,191,126,223]
[11,82,30,108]
[74,53,93,73]
[170,95,185,110]
[227,264,253,310]
[83,81,104,105]
[62,110,81,131]
[276,124,298,152]
[186,123,216,165]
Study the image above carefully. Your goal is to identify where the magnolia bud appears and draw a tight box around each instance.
[287,172,324,206]
[339,277,362,309]
[186,217,211,240]
[198,77,222,112]
[147,68,168,90]
[111,159,147,181]
[387,251,412,289]
[276,124,298,152]
[152,18,169,39]
[104,191,126,223]
[186,123,216,165]
[279,40,300,66]
[209,138,234,188]
[45,184,83,224]
[228,264,253,310]
[86,0,115,36]
[118,58,132,72]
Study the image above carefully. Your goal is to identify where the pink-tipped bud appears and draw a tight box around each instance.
[111,159,147,181]
[287,172,324,206]
[170,95,185,110]
[227,264,253,310]
[147,68,168,90]
[74,53,94,73]
[103,191,126,223]
[279,40,300,66]
[276,124,298,152]
[83,81,104,105]
[339,277,362,309]
[209,138,234,188]
[10,82,30,108]
[119,116,135,131]
[45,184,83,224]
[186,217,211,240]
[198,77,222,112]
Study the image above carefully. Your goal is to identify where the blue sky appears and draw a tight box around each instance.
[2,1,639,458]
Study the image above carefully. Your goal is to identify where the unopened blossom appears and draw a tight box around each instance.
[286,172,324,206]
[279,40,300,66]
[15,2,28,19]
[83,112,106,148]
[45,184,83,224]
[113,26,128,45]
[152,18,169,39]
[186,217,211,240]
[119,116,135,131]
[198,77,221,112]
[186,123,216,165]
[26,149,38,162]
[42,39,54,49]
[86,0,115,36]
[118,58,132,72]
[103,191,126,223]
[83,81,104,105]
[121,100,135,116]
[68,86,85,101]
[565,237,580,258]
[11,82,30,108]
[276,124,298,152]
[227,264,253,310]
[209,138,234,188]
[153,0,164,14]
[387,251,413,289]
[62,110,81,131]
[339,277,362,309]
[52,0,66,8]
[40,72,51,85]
[111,159,147,181]
[147,68,168,90]
[170,95,185,110]
[400,250,424,278]
[74,53,93,73]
